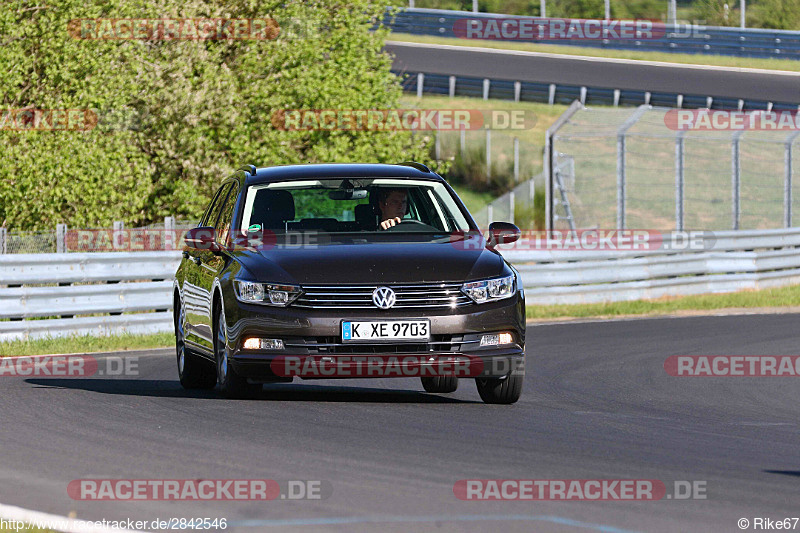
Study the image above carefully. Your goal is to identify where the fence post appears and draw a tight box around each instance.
[509,191,516,224]
[540,0,546,17]
[732,131,743,230]
[113,221,124,251]
[545,100,583,231]
[486,129,492,182]
[548,84,556,105]
[530,174,536,204]
[56,223,67,253]
[460,128,466,156]
[785,132,800,228]
[0,227,6,254]
[616,106,649,230]
[487,204,493,224]
[472,0,478,12]
[514,81,521,103]
[675,132,685,231]
[164,216,176,251]
[449,75,456,98]
[514,137,519,182]
[435,131,441,160]
[482,78,490,100]
[416,73,424,99]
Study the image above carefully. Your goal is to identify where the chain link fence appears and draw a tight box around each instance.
[548,104,800,231]
[0,218,197,254]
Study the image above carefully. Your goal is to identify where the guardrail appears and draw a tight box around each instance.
[387,7,800,60]
[3,228,800,341]
[395,70,800,111]
[0,252,181,342]
[502,228,800,304]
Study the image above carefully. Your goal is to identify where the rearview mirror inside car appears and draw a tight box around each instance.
[329,189,368,200]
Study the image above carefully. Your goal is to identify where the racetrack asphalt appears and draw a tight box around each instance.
[1,313,799,532]
[386,41,800,104]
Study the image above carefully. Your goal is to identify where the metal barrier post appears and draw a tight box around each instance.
[509,191,516,224]
[435,131,441,160]
[164,216,176,251]
[113,221,124,251]
[675,132,685,231]
[449,75,456,98]
[482,78,490,100]
[416,73,424,98]
[0,227,6,255]
[785,132,800,228]
[460,128,466,156]
[732,131,743,230]
[514,137,519,182]
[486,129,491,181]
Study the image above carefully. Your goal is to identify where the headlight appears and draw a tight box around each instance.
[461,275,515,304]
[235,280,302,306]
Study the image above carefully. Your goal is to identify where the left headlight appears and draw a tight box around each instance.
[235,280,303,307]
[461,275,515,304]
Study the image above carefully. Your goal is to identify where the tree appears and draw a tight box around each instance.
[0,0,434,229]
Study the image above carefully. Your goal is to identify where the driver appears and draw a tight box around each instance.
[378,188,408,230]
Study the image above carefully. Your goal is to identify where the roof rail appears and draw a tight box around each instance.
[396,161,431,173]
[239,165,257,175]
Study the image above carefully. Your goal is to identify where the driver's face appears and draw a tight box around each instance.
[380,191,407,221]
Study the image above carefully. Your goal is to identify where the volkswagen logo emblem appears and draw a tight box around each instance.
[372,286,396,310]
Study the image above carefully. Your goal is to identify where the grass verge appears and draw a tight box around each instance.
[0,332,173,357]
[390,33,800,73]
[526,284,800,320]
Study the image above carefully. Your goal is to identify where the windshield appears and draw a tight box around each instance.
[240,178,472,235]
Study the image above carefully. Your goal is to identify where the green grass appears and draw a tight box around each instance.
[390,33,800,72]
[450,184,495,214]
[0,332,173,357]
[526,284,800,320]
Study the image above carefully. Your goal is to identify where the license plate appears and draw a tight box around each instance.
[342,320,430,342]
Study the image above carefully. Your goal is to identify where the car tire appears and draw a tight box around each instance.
[475,371,524,404]
[175,296,216,390]
[421,375,458,393]
[214,302,261,399]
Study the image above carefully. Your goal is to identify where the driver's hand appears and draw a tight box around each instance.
[380,217,401,230]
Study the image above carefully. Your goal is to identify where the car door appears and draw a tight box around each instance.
[184,182,233,353]
[194,181,239,352]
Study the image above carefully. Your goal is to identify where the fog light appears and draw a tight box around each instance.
[480,332,513,347]
[243,338,284,350]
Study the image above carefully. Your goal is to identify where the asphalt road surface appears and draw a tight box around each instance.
[387,41,800,104]
[2,314,799,532]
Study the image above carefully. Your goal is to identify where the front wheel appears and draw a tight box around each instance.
[215,303,260,399]
[475,371,524,404]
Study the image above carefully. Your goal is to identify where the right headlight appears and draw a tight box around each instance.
[235,280,302,307]
[461,275,515,304]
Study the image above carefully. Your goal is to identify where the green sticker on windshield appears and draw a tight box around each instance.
[248,224,262,232]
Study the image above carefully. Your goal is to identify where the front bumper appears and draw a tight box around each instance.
[223,290,526,381]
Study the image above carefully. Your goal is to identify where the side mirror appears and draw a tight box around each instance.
[487,222,521,248]
[184,226,221,252]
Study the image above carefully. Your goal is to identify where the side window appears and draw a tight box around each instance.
[204,183,233,229]
[215,184,239,245]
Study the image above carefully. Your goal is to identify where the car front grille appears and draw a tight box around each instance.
[292,283,472,310]
[284,334,468,355]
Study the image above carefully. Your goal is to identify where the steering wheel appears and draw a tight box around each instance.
[385,219,433,231]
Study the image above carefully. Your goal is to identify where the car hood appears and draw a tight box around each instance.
[233,239,506,285]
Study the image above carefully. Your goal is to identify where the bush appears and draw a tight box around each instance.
[443,144,517,195]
